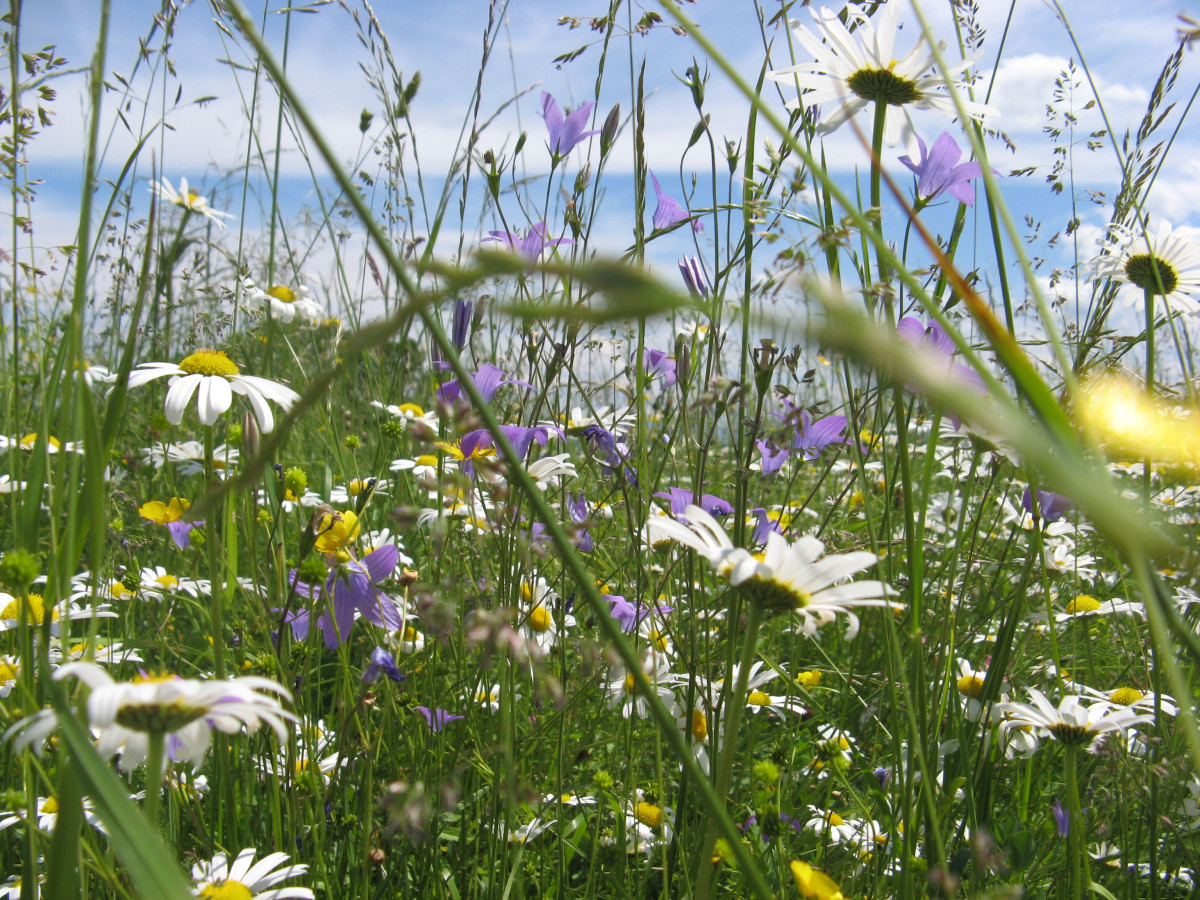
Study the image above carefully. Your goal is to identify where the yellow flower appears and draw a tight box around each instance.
[789,860,847,900]
[139,497,190,525]
[314,509,360,554]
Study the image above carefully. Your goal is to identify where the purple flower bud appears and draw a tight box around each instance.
[363,646,405,684]
[678,255,709,299]
[1022,488,1073,524]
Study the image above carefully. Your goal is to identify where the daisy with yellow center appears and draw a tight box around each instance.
[767,0,994,149]
[190,848,313,900]
[150,177,235,227]
[624,790,675,856]
[124,349,299,433]
[0,592,115,635]
[252,281,323,324]
[1055,594,1145,623]
[1088,219,1200,316]
[996,688,1154,748]
[645,503,899,637]
[519,576,575,653]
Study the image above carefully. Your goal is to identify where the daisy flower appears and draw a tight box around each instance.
[1087,219,1200,315]
[995,687,1154,747]
[0,656,17,698]
[646,504,899,636]
[0,592,117,635]
[767,0,995,149]
[676,707,711,774]
[6,662,296,771]
[49,640,142,666]
[138,566,202,599]
[1053,594,1145,624]
[622,790,676,856]
[189,847,313,899]
[249,281,324,324]
[604,655,679,719]
[150,177,235,228]
[804,806,861,845]
[0,433,81,454]
[123,349,299,433]
[519,576,575,653]
[493,817,557,844]
[371,400,438,427]
[0,794,109,835]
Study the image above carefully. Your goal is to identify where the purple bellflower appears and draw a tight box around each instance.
[649,171,691,231]
[655,486,733,519]
[749,507,786,545]
[580,424,637,485]
[363,646,405,685]
[1022,488,1074,524]
[541,91,600,158]
[482,221,574,261]
[568,492,594,553]
[287,544,403,649]
[413,706,464,732]
[897,316,987,428]
[460,424,560,465]
[607,595,673,633]
[640,347,677,388]
[756,439,791,476]
[437,363,531,407]
[679,255,709,299]
[898,132,986,207]
[793,411,853,461]
[1051,798,1069,838]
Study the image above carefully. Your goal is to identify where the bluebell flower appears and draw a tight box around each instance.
[482,221,574,260]
[437,363,531,406]
[897,316,988,428]
[649,171,691,231]
[678,255,709,299]
[755,439,790,476]
[898,132,986,207]
[1051,798,1069,838]
[541,91,600,158]
[641,347,677,387]
[363,646,405,685]
[287,544,402,648]
[568,492,594,552]
[655,486,733,519]
[792,411,853,461]
[1022,488,1074,524]
[413,706,464,732]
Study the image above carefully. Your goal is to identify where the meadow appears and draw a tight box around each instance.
[1,0,1199,898]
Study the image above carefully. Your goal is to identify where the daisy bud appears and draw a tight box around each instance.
[241,410,260,460]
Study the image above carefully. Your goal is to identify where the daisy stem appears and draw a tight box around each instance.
[1062,743,1084,900]
[143,731,165,830]
[204,426,226,681]
[870,99,889,289]
[1143,286,1154,512]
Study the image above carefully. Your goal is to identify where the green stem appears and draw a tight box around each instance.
[1144,286,1155,513]
[870,98,889,288]
[143,731,165,831]
[204,426,225,681]
[1063,743,1085,900]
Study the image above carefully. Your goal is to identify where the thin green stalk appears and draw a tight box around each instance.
[143,732,166,831]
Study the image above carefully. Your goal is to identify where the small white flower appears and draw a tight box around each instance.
[1087,218,1200,315]
[150,177,235,228]
[190,847,313,899]
[248,281,324,324]
[995,687,1154,747]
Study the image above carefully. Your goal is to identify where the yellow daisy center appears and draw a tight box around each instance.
[1065,595,1102,614]
[19,432,60,450]
[266,285,297,303]
[747,690,771,706]
[528,606,553,633]
[41,796,59,814]
[402,626,419,642]
[957,675,985,698]
[634,801,664,828]
[826,811,845,827]
[155,574,179,589]
[348,479,367,496]
[200,881,253,900]
[415,454,438,467]
[178,350,240,378]
[0,661,17,680]
[399,402,425,417]
[1,593,55,624]
[624,673,637,695]
[645,628,668,652]
[690,709,708,743]
[1109,687,1145,706]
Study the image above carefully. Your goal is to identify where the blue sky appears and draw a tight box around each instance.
[16,0,1200,316]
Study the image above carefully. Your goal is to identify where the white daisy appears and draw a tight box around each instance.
[1053,594,1145,624]
[0,592,117,635]
[0,794,109,835]
[646,504,899,636]
[622,790,675,856]
[995,687,1154,747]
[150,177,235,228]
[124,349,300,433]
[6,662,296,771]
[249,282,324,324]
[1087,218,1200,315]
[767,0,995,149]
[190,847,313,899]
[519,576,575,653]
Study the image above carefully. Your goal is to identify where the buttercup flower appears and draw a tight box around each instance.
[150,177,235,228]
[767,0,995,149]
[124,350,300,433]
[139,496,203,549]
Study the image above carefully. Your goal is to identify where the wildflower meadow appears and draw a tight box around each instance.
[4,0,1200,897]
